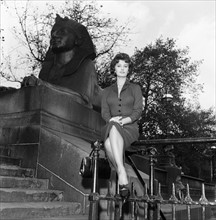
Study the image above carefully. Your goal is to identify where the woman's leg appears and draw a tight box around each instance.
[107,125,128,185]
[104,137,117,170]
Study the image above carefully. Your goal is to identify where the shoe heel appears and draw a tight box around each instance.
[119,184,130,199]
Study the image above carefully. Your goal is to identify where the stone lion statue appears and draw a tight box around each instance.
[21,14,101,108]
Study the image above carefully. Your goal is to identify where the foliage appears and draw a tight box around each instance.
[127,37,216,178]
[130,37,205,138]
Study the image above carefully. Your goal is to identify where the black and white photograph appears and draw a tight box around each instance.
[0,1,215,219]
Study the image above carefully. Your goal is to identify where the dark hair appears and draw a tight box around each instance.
[110,53,133,76]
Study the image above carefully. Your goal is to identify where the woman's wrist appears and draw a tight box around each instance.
[121,117,132,125]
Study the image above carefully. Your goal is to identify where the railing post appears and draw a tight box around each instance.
[88,141,100,220]
[155,183,164,220]
[106,181,112,217]
[168,183,180,220]
[147,147,157,220]
[114,173,122,220]
[149,152,154,197]
[199,183,209,220]
[130,182,137,220]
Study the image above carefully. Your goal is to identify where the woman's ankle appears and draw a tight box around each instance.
[117,168,128,185]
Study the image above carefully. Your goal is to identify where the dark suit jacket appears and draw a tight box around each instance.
[101,80,143,123]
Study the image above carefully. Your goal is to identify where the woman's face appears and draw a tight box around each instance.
[115,60,129,78]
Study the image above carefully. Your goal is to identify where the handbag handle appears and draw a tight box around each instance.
[89,149,94,157]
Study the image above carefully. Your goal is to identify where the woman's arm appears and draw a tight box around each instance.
[128,85,143,123]
[101,89,111,122]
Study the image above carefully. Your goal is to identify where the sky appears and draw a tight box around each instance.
[0,0,215,110]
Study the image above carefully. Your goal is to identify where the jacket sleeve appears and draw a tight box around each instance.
[101,89,111,123]
[129,85,143,122]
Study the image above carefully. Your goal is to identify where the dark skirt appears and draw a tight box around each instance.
[101,121,139,149]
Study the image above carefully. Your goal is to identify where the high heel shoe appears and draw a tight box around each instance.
[119,184,130,200]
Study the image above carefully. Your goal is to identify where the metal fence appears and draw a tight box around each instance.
[87,139,216,220]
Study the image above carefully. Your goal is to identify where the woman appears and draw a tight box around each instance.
[101,53,143,199]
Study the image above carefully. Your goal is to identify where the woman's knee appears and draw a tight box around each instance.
[110,126,123,143]
[110,125,118,133]
[110,125,121,138]
[104,138,111,149]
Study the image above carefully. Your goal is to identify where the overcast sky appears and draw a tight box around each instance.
[1,0,215,110]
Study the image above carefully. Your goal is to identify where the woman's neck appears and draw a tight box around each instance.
[117,77,126,86]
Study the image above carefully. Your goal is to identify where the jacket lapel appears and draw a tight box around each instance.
[111,80,130,96]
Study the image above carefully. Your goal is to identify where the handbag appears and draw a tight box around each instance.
[79,149,111,179]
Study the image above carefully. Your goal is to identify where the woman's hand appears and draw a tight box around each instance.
[121,117,132,126]
[109,116,123,126]
[109,116,132,127]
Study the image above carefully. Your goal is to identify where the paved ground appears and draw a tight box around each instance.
[161,203,216,220]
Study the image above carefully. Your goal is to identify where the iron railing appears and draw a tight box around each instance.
[88,138,216,220]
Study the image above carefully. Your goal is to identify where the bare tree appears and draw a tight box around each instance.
[1,0,131,85]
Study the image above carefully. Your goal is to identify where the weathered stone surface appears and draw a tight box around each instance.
[0,188,64,202]
[0,83,105,217]
[0,147,10,156]
[0,155,22,166]
[0,84,104,144]
[0,164,34,177]
[0,202,81,218]
[12,216,89,220]
[0,176,48,189]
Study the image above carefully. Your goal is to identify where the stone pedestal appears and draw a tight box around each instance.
[0,84,105,213]
[0,83,104,144]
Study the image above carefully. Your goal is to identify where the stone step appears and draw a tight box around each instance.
[0,155,22,166]
[0,188,64,202]
[0,202,82,219]
[0,164,34,177]
[0,176,49,189]
[0,147,11,157]
[0,215,89,220]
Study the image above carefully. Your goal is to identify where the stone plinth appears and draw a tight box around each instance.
[0,83,104,144]
[0,83,105,214]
